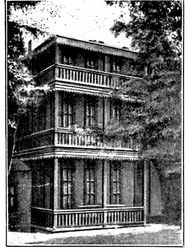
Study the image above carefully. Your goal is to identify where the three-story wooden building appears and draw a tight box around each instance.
[9,36,163,232]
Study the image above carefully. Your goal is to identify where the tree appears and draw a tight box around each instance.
[7,1,54,171]
[107,1,182,222]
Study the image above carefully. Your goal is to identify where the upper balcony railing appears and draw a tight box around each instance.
[55,130,140,150]
[15,129,140,153]
[35,64,142,90]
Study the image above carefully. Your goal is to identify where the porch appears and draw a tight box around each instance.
[29,158,147,231]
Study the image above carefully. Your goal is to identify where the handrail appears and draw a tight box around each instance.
[31,206,144,214]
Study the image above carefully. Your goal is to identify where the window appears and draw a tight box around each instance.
[134,162,144,206]
[61,160,75,209]
[62,55,73,65]
[84,98,96,128]
[61,47,73,65]
[111,57,122,73]
[39,104,46,131]
[85,53,98,70]
[110,161,122,204]
[84,161,96,205]
[32,160,53,209]
[63,101,73,127]
[9,186,17,211]
[110,100,121,121]
[86,59,97,69]
[59,93,75,127]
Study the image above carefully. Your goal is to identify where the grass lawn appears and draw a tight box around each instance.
[28,228,182,246]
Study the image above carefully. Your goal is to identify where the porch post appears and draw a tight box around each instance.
[54,91,59,145]
[54,91,59,130]
[53,158,59,228]
[55,43,61,64]
[143,160,148,225]
[102,160,108,226]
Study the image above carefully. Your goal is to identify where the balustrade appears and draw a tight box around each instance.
[31,207,144,229]
[56,64,128,89]
[55,131,139,150]
[35,64,140,89]
[16,129,139,152]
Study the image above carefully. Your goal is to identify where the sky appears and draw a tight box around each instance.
[10,0,132,50]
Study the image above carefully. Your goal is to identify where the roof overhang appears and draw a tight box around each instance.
[32,35,139,60]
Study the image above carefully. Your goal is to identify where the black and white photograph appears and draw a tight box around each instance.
[6,0,183,246]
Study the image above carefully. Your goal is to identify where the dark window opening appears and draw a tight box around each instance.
[85,53,98,70]
[111,56,122,73]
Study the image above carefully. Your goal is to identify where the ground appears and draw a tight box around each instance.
[7,224,183,246]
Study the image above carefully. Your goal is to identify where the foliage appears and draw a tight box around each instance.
[7,1,52,170]
[107,0,182,165]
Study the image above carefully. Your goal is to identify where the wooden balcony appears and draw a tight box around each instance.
[55,130,140,151]
[15,129,54,152]
[31,206,144,231]
[15,129,140,153]
[36,64,142,93]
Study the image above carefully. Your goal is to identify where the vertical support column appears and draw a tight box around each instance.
[53,158,59,228]
[55,43,60,64]
[54,43,61,79]
[54,91,59,145]
[104,98,110,127]
[102,160,108,226]
[54,91,59,129]
[143,160,148,225]
[102,98,105,130]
